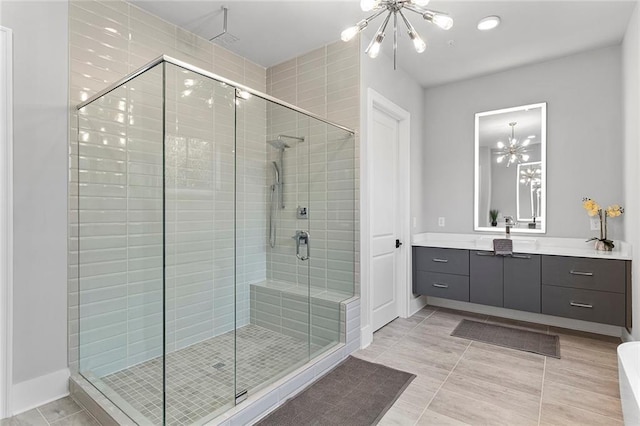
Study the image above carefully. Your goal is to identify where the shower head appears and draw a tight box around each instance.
[267,139,290,150]
[271,161,281,184]
[267,134,305,150]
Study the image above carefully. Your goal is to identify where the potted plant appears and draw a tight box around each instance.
[582,197,624,251]
[489,209,499,227]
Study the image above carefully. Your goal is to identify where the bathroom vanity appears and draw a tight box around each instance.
[412,233,632,328]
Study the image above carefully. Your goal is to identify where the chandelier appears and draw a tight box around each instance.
[519,165,541,186]
[341,0,453,69]
[496,122,531,167]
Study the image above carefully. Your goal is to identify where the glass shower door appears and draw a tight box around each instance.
[163,62,237,425]
[235,95,312,401]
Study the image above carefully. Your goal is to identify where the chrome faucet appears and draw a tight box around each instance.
[504,215,515,226]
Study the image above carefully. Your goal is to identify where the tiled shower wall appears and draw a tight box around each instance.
[69,0,268,375]
[265,39,361,297]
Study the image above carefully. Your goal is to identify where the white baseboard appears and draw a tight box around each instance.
[623,328,635,343]
[360,324,373,349]
[12,368,70,415]
[409,295,427,317]
[428,297,624,338]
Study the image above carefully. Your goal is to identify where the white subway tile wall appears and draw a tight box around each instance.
[69,0,268,376]
[265,39,360,294]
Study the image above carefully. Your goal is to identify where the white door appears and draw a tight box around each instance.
[371,107,401,332]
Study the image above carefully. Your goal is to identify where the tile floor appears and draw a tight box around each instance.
[358,306,624,426]
[2,306,624,426]
[0,396,98,426]
[99,325,321,425]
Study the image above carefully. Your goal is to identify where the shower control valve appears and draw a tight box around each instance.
[297,206,308,219]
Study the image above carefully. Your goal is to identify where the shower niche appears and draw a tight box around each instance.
[74,57,355,425]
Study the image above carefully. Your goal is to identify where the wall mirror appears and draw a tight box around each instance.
[474,103,547,233]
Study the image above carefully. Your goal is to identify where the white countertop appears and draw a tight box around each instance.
[411,232,632,261]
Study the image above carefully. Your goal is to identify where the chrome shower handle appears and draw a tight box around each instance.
[293,230,310,261]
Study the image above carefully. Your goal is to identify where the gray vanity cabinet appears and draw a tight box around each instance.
[541,255,629,327]
[412,246,631,328]
[470,251,503,307]
[504,254,541,313]
[412,247,470,302]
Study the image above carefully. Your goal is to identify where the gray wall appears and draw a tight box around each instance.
[423,45,624,239]
[623,2,640,340]
[360,43,425,233]
[0,0,69,386]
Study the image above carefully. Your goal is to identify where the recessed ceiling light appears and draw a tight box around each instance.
[477,16,501,31]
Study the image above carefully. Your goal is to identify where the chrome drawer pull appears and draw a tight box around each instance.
[570,270,594,277]
[511,254,531,259]
[432,283,449,289]
[475,252,494,257]
[570,302,594,309]
[432,258,449,263]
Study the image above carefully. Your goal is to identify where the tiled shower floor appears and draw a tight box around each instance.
[95,325,322,425]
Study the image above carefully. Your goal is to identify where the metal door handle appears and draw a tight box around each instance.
[511,254,532,259]
[432,258,448,263]
[570,301,593,309]
[432,283,449,289]
[475,252,494,257]
[570,270,593,277]
[293,230,310,261]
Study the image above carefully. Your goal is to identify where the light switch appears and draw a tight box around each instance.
[438,217,445,227]
[590,218,600,231]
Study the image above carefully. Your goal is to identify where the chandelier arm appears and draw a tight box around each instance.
[403,5,429,16]
[398,9,415,33]
[393,11,398,69]
[363,8,389,25]
[365,11,392,54]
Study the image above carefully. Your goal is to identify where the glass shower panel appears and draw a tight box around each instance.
[163,63,237,425]
[77,64,164,425]
[238,97,312,399]
[309,122,356,357]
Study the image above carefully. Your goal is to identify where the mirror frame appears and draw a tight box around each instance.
[474,102,547,234]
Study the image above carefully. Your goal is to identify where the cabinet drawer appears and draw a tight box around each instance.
[415,271,469,302]
[542,256,625,294]
[542,285,625,326]
[414,247,469,275]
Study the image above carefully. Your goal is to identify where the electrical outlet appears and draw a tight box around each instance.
[438,217,445,227]
[590,218,600,231]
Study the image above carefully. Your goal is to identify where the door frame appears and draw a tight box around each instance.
[360,88,411,348]
[0,25,14,419]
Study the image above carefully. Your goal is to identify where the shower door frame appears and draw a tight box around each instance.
[0,25,13,420]
[77,55,353,135]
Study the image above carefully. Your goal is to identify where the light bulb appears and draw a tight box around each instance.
[366,32,385,59]
[497,156,504,163]
[522,154,530,161]
[361,0,376,12]
[342,19,368,42]
[428,13,454,30]
[367,39,382,58]
[496,141,505,149]
[410,32,426,53]
[341,26,360,42]
[412,0,430,6]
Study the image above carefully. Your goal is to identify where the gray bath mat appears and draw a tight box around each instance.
[256,356,415,425]
[451,319,561,358]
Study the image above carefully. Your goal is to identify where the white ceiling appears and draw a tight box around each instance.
[131,0,637,88]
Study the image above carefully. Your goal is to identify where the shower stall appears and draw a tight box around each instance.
[74,56,355,425]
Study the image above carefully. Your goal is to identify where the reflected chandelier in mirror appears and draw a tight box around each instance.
[474,103,547,234]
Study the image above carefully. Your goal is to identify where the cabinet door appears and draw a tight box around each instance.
[504,254,541,313]
[470,251,503,307]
